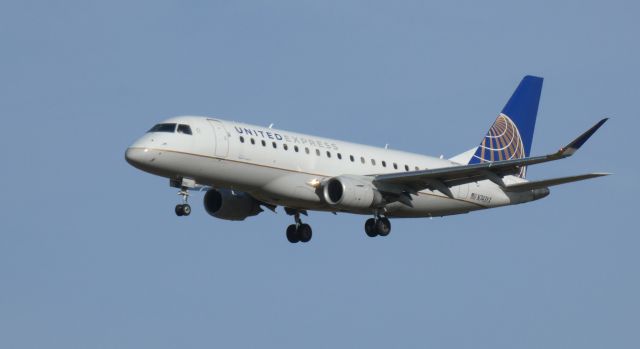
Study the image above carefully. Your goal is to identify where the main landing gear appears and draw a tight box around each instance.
[364,214,391,238]
[285,209,312,243]
[175,186,191,217]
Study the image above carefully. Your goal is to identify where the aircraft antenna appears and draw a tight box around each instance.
[268,123,274,129]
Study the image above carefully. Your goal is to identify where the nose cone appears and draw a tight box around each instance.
[125,147,148,169]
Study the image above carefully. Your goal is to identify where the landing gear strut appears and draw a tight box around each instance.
[364,212,391,238]
[175,186,191,217]
[285,210,312,243]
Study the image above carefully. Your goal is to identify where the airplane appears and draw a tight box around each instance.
[125,75,609,243]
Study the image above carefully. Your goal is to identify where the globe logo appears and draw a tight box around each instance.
[472,113,527,177]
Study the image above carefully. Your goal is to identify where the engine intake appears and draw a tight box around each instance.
[322,176,383,210]
[203,188,262,221]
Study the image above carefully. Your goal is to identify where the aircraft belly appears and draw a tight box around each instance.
[255,172,325,208]
[137,150,272,191]
[195,158,284,191]
[384,192,483,218]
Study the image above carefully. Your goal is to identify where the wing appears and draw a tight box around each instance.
[373,118,608,195]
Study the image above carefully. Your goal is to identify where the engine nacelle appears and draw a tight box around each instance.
[203,188,262,221]
[322,175,383,210]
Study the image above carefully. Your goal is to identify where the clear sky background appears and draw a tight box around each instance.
[1,1,638,348]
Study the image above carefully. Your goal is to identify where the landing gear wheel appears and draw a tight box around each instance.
[365,218,378,237]
[298,224,312,243]
[376,217,391,236]
[175,204,191,217]
[286,224,300,243]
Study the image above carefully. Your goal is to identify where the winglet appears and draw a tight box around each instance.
[557,118,608,157]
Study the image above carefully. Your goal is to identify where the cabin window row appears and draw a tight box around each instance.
[239,136,421,172]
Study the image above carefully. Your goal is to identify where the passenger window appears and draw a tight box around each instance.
[305,147,310,154]
[177,124,192,135]
[415,166,419,171]
[261,140,266,147]
[316,149,321,156]
[148,123,176,133]
[404,165,409,171]
[393,163,398,170]
[272,142,277,149]
[294,145,299,152]
[350,155,355,162]
[360,157,365,164]
[239,136,245,143]
[371,159,376,166]
[250,138,255,145]
[337,153,342,160]
[283,144,288,151]
[382,161,387,167]
[326,151,331,158]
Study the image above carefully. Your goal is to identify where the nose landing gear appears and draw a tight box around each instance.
[172,178,196,217]
[174,186,191,217]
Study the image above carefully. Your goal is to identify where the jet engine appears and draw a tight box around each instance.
[203,188,262,221]
[322,175,383,210]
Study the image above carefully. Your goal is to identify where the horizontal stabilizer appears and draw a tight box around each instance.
[503,173,610,192]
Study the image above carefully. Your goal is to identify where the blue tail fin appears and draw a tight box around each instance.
[468,75,543,178]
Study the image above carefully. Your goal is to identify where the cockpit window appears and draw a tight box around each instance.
[177,124,192,135]
[148,123,176,133]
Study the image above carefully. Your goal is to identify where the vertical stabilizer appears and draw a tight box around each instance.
[468,75,543,177]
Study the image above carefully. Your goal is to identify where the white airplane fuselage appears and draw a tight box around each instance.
[125,116,543,218]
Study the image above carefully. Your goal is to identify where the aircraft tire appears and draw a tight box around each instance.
[376,217,391,236]
[182,204,191,216]
[365,218,378,237]
[175,204,184,216]
[298,224,312,243]
[286,224,300,243]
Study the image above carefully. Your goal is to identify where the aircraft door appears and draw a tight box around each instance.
[207,119,229,157]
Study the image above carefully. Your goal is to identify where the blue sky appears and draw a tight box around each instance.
[1,1,638,348]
